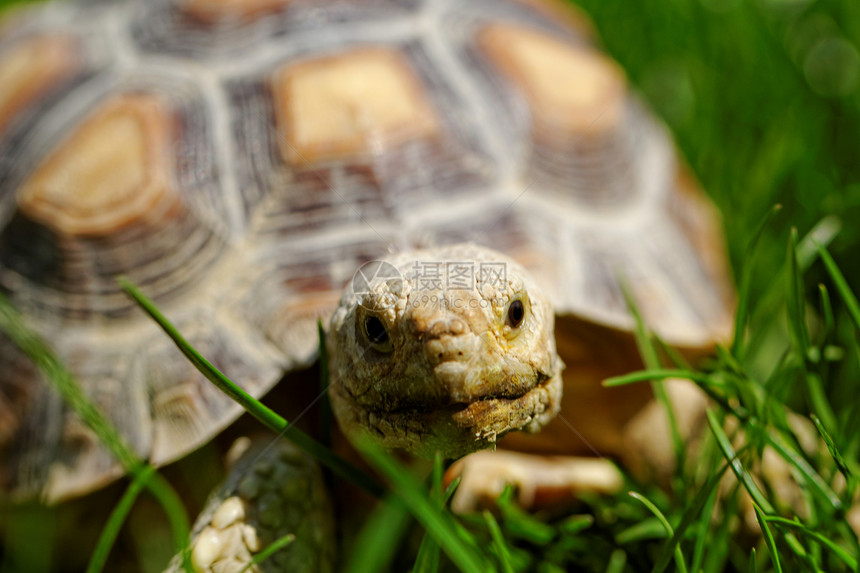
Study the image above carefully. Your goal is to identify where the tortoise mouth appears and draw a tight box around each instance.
[329,367,562,460]
[390,372,560,454]
[381,368,545,417]
[447,372,555,431]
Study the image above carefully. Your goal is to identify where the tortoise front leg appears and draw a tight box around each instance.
[164,438,335,573]
[446,449,623,514]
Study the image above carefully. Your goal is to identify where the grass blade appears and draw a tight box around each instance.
[604,369,710,387]
[651,463,729,573]
[690,474,721,573]
[444,476,461,505]
[240,533,295,572]
[621,283,684,470]
[797,216,841,269]
[356,437,491,573]
[804,371,838,440]
[754,505,783,573]
[605,549,627,573]
[818,284,835,343]
[628,492,687,573]
[816,242,860,333]
[732,204,782,356]
[558,515,594,535]
[655,335,694,370]
[345,497,411,573]
[483,511,515,573]
[413,453,446,573]
[787,228,810,360]
[142,474,195,571]
[765,516,858,570]
[432,451,444,506]
[86,466,156,573]
[706,410,774,513]
[746,216,841,359]
[413,531,442,573]
[760,424,843,513]
[811,414,852,481]
[496,486,556,545]
[120,278,384,499]
[616,518,667,544]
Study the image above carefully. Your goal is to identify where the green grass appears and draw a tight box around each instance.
[577,0,860,291]
[2,0,860,571]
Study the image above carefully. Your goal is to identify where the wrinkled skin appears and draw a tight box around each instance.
[327,244,563,459]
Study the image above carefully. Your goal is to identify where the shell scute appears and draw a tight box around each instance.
[142,313,281,465]
[480,23,625,137]
[0,90,227,320]
[239,236,393,367]
[0,340,151,502]
[16,93,175,237]
[462,20,649,210]
[271,47,440,165]
[132,0,422,59]
[231,41,494,235]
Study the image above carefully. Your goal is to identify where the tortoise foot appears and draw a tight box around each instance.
[445,449,623,514]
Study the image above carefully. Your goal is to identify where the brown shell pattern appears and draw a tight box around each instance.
[0,0,733,501]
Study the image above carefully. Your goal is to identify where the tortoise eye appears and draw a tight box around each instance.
[363,315,393,352]
[506,299,525,328]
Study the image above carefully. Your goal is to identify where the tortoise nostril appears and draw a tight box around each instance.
[425,335,477,366]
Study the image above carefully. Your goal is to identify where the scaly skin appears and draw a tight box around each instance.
[327,243,564,460]
[165,439,335,573]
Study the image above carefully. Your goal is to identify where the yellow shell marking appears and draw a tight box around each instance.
[272,48,440,165]
[17,94,176,236]
[480,24,626,135]
[0,36,79,135]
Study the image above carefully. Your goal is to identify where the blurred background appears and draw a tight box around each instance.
[575,0,860,415]
[1,0,859,570]
[577,0,860,295]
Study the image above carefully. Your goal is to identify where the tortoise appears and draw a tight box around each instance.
[0,0,734,568]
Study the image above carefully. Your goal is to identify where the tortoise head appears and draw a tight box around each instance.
[327,243,563,459]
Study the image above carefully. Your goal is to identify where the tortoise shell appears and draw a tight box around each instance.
[0,0,733,502]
